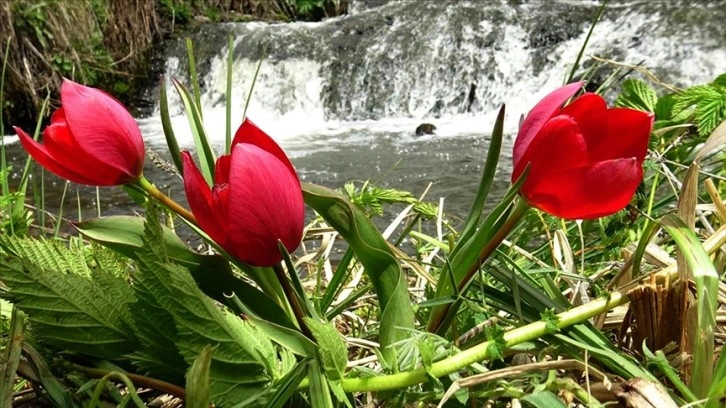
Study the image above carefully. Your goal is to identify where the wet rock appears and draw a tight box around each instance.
[415,123,437,136]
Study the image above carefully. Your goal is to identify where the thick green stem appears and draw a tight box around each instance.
[135,176,197,225]
[339,286,630,392]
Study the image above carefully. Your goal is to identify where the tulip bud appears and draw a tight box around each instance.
[512,82,654,219]
[14,79,145,186]
[182,119,304,267]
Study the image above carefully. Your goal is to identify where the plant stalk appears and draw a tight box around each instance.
[135,176,197,225]
[273,263,313,339]
[337,285,630,392]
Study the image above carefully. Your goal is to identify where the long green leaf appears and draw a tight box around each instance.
[428,175,529,334]
[458,104,505,244]
[661,214,719,398]
[172,78,216,185]
[159,76,183,174]
[302,182,414,367]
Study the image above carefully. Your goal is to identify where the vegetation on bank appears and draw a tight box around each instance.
[0,0,348,129]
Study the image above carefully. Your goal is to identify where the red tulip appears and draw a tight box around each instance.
[182,119,304,267]
[14,79,145,186]
[512,81,653,219]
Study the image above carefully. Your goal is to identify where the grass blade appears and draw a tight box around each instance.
[458,104,505,244]
[159,76,183,174]
[661,214,718,398]
[172,78,216,185]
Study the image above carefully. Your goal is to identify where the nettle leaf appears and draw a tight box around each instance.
[304,318,347,382]
[0,236,138,360]
[616,79,658,112]
[132,205,278,404]
[695,93,726,137]
[669,80,726,137]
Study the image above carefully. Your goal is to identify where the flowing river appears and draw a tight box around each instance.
[3,0,725,225]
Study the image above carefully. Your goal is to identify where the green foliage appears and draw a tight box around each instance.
[303,182,415,367]
[615,79,658,112]
[672,75,726,137]
[131,204,280,405]
[0,236,139,360]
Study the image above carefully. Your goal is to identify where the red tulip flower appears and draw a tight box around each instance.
[14,79,145,186]
[512,81,653,219]
[182,119,305,267]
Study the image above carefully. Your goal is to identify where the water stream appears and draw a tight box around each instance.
[4,0,725,225]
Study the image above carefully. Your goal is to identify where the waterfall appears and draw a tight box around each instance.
[145,0,725,148]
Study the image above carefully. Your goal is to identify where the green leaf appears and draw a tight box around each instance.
[0,237,139,360]
[186,345,213,408]
[307,359,334,408]
[159,76,183,174]
[695,92,726,137]
[246,314,317,357]
[303,182,415,366]
[304,318,347,382]
[522,391,568,408]
[261,357,311,408]
[661,214,719,398]
[615,79,658,112]
[135,208,278,404]
[459,104,505,244]
[172,77,216,185]
[540,309,560,333]
[76,215,295,329]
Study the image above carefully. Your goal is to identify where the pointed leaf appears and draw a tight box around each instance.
[303,182,414,365]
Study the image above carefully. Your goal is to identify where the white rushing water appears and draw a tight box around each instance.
[137,0,726,158]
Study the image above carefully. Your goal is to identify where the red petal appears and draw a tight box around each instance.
[214,154,231,185]
[558,93,608,153]
[522,158,643,219]
[41,118,128,185]
[232,118,298,178]
[589,108,653,163]
[182,151,228,247]
[514,81,584,168]
[15,126,100,185]
[60,79,145,180]
[512,115,588,182]
[225,144,304,266]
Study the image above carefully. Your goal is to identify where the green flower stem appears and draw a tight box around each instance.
[273,263,313,339]
[338,286,630,392]
[135,176,197,225]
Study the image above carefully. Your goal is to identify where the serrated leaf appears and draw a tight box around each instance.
[695,93,726,137]
[616,79,658,112]
[304,317,347,382]
[134,207,278,404]
[673,85,720,115]
[77,215,295,328]
[0,237,138,360]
